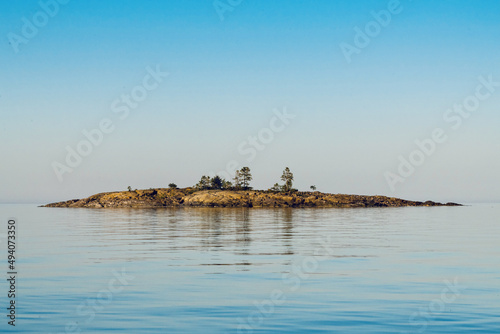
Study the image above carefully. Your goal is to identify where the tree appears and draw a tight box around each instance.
[281,167,294,192]
[222,180,233,190]
[233,170,243,189]
[211,175,223,189]
[195,175,211,190]
[240,167,253,190]
[168,183,177,189]
[310,185,317,191]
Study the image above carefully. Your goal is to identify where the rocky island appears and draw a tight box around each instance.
[44,168,461,208]
[43,188,460,208]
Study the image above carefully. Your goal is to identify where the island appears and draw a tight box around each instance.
[43,188,460,208]
[43,168,460,208]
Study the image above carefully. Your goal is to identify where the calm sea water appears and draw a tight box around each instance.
[0,203,499,333]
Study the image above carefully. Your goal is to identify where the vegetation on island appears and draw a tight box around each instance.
[189,167,300,193]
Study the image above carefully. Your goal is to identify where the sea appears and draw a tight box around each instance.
[0,203,499,333]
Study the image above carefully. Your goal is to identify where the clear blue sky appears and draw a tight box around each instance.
[1,0,499,203]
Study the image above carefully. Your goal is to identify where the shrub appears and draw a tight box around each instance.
[269,183,282,192]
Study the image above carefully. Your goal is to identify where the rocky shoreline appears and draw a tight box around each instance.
[42,188,461,208]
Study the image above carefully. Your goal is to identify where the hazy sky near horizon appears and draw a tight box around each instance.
[1,0,499,204]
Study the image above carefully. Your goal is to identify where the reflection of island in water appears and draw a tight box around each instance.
[43,189,461,208]
[192,209,297,270]
[62,206,406,275]
[80,208,301,270]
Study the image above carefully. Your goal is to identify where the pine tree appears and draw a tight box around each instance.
[240,167,253,190]
[211,176,223,189]
[233,170,243,189]
[196,175,211,190]
[281,167,294,192]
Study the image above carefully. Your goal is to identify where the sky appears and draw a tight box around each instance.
[1,0,499,204]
